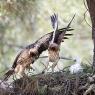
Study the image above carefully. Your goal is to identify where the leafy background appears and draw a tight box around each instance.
[0,0,93,76]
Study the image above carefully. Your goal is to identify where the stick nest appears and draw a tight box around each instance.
[0,71,95,95]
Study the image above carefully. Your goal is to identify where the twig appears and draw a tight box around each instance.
[60,56,76,61]
[83,84,95,95]
[62,66,71,71]
[39,56,76,61]
[78,83,89,90]
[39,56,48,58]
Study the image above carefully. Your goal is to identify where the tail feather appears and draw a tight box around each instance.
[0,69,14,85]
[2,69,14,81]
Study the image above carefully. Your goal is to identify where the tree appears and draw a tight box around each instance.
[86,0,95,72]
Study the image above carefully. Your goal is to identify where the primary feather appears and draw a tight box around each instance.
[47,14,75,72]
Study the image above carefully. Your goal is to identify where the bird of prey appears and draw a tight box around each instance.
[45,14,75,72]
[69,56,83,74]
[3,16,74,81]
[47,14,60,72]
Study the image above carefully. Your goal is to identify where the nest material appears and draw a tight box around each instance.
[0,71,95,95]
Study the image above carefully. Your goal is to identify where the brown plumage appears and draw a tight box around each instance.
[48,43,59,62]
[47,14,60,72]
[47,14,75,72]
[48,43,60,72]
[3,48,38,80]
[3,16,74,81]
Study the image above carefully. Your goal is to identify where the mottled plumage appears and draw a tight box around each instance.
[47,14,60,72]
[47,14,75,72]
[48,43,59,62]
[3,16,74,80]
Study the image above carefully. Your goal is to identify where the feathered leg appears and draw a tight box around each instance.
[42,59,50,73]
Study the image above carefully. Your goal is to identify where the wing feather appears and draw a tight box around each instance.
[54,14,75,45]
[11,24,74,69]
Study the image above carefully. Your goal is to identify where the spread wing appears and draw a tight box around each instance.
[50,13,58,43]
[54,14,75,45]
[3,15,74,81]
[11,20,74,69]
[26,27,73,55]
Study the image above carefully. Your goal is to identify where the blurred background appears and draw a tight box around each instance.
[0,0,93,76]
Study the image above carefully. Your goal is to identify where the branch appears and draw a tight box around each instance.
[83,84,95,95]
[39,56,76,61]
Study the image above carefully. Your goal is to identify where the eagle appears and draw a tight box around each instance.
[47,14,60,72]
[3,16,74,81]
[46,14,75,72]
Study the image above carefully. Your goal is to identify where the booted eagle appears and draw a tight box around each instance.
[47,14,75,72]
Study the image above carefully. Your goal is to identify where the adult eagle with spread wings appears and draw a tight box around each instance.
[43,14,75,72]
[3,15,74,81]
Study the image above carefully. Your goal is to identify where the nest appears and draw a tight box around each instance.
[0,71,95,95]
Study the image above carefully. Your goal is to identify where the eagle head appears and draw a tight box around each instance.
[29,48,38,57]
[48,43,59,51]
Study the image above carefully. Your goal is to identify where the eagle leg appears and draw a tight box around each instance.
[51,60,59,72]
[41,60,49,73]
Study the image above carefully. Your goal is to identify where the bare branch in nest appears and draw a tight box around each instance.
[79,74,95,95]
[39,56,76,61]
[83,84,95,95]
[79,83,89,90]
[1,71,95,95]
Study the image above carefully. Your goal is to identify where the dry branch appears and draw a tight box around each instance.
[0,71,95,95]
